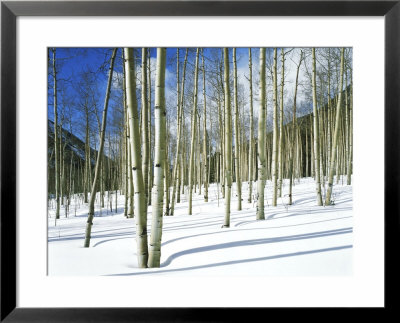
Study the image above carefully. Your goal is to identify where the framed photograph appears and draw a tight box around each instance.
[1,0,399,321]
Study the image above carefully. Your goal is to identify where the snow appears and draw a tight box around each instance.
[48,177,352,276]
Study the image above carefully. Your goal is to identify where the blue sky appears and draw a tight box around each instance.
[48,47,250,142]
[48,47,351,149]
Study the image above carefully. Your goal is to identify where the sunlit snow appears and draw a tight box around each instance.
[48,177,352,276]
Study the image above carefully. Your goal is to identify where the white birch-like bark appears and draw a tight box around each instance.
[141,48,150,207]
[233,48,242,211]
[148,48,167,268]
[327,49,332,175]
[278,48,285,198]
[325,48,345,205]
[171,49,188,213]
[170,49,182,214]
[257,48,266,220]
[248,48,254,203]
[124,47,149,267]
[147,49,153,206]
[223,48,232,227]
[347,71,353,185]
[312,48,323,206]
[51,48,61,220]
[202,49,209,202]
[122,54,129,217]
[188,48,200,215]
[288,50,303,205]
[127,140,134,218]
[84,48,117,248]
[272,48,279,206]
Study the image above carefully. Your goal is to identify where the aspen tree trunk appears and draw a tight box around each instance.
[100,155,105,209]
[288,51,303,205]
[272,48,279,206]
[219,58,226,199]
[278,48,285,198]
[180,125,186,197]
[176,162,181,203]
[127,142,134,218]
[114,139,118,213]
[147,49,153,206]
[325,48,345,205]
[336,131,341,184]
[61,143,67,216]
[223,48,232,227]
[310,114,314,178]
[201,49,209,202]
[93,110,105,210]
[208,107,212,185]
[124,47,149,267]
[84,110,90,203]
[170,48,188,215]
[107,134,112,213]
[311,48,323,206]
[327,50,332,174]
[59,136,64,206]
[196,113,201,195]
[217,97,225,198]
[164,125,170,216]
[248,48,254,203]
[293,128,304,181]
[257,48,267,220]
[318,81,326,178]
[347,73,353,185]
[88,138,93,195]
[177,158,182,202]
[188,48,200,215]
[68,153,73,209]
[84,48,117,248]
[344,70,349,176]
[232,48,242,211]
[122,54,129,217]
[170,48,181,209]
[141,48,150,207]
[265,136,270,180]
[305,126,309,178]
[52,49,61,219]
[148,48,167,268]
[177,48,188,206]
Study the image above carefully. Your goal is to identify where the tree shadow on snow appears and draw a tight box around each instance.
[107,244,352,276]
[266,205,352,221]
[160,227,352,267]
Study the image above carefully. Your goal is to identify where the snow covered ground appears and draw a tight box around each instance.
[48,177,352,276]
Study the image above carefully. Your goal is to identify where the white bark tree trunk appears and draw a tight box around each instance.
[124,47,149,267]
[278,48,285,198]
[148,48,167,268]
[188,48,200,215]
[325,48,345,205]
[141,48,150,207]
[288,50,303,205]
[248,48,254,203]
[51,48,61,220]
[257,48,266,220]
[272,48,279,206]
[312,48,323,206]
[170,49,188,215]
[233,48,242,211]
[202,49,209,203]
[223,48,232,228]
[84,48,117,247]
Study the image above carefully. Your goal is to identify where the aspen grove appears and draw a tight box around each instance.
[48,48,353,274]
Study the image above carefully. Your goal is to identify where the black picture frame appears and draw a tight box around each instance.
[1,1,399,321]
